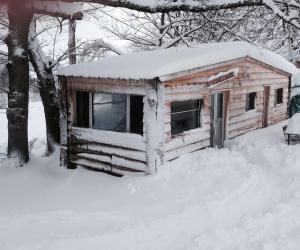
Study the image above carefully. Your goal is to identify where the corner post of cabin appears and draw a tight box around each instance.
[144,79,165,174]
[66,78,77,169]
[58,76,68,167]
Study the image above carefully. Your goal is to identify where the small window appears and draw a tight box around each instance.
[76,91,90,128]
[171,99,202,136]
[275,88,283,105]
[246,92,256,111]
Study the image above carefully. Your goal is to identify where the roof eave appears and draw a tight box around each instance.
[159,56,293,82]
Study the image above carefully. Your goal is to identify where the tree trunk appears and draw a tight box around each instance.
[38,77,61,154]
[28,23,60,154]
[5,1,32,165]
[68,19,77,64]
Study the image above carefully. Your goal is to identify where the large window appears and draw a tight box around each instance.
[275,88,283,105]
[76,92,143,135]
[246,92,256,111]
[171,99,202,136]
[93,93,127,132]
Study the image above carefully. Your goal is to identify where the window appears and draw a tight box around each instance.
[76,92,89,128]
[93,93,127,132]
[246,92,256,111]
[275,88,283,105]
[171,99,202,136]
[130,95,144,135]
[76,91,143,135]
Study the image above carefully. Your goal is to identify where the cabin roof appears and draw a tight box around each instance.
[57,42,296,80]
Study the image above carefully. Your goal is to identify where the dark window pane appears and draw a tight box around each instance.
[93,93,127,132]
[130,95,143,135]
[170,99,202,136]
[171,99,200,113]
[246,92,256,111]
[275,88,283,104]
[217,94,223,119]
[76,91,89,128]
[171,110,200,135]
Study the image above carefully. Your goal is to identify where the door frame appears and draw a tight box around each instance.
[263,85,270,128]
[210,90,230,147]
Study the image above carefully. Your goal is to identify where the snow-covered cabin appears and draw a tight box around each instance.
[57,42,295,176]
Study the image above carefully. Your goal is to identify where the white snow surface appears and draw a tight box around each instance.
[1,102,300,249]
[286,113,300,135]
[57,42,296,80]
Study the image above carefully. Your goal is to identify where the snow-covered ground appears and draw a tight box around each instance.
[1,102,300,250]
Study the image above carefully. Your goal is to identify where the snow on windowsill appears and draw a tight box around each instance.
[72,127,146,151]
[171,126,207,139]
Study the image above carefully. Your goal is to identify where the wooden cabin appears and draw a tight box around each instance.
[57,42,294,176]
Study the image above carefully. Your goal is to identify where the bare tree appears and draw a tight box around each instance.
[2,0,82,165]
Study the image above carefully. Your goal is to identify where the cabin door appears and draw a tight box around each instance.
[211,92,225,148]
[263,86,270,128]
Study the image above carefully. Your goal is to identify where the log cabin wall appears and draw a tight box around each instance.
[267,81,289,125]
[228,60,289,138]
[163,85,211,161]
[163,58,290,161]
[64,76,152,175]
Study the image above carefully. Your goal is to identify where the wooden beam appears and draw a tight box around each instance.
[144,81,165,174]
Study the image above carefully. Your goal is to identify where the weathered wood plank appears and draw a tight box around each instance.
[165,139,210,161]
[71,127,146,151]
[71,158,145,176]
[165,127,210,151]
[70,143,147,162]
[71,152,146,172]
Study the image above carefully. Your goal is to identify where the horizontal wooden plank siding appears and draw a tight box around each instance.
[163,86,211,161]
[69,127,147,175]
[165,138,210,161]
[163,57,289,161]
[225,60,289,139]
[67,76,149,95]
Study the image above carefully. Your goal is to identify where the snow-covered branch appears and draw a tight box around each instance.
[37,0,263,13]
[81,39,122,55]
[33,0,300,30]
[0,86,9,94]
[26,0,83,20]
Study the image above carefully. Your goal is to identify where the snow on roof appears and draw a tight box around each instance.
[57,42,296,80]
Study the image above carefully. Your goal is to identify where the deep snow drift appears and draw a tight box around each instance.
[1,103,300,250]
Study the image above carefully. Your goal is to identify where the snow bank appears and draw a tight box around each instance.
[286,113,300,134]
[57,42,296,80]
[1,108,300,249]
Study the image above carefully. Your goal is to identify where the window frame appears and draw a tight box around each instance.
[91,92,128,132]
[245,92,256,111]
[274,88,283,105]
[170,99,202,137]
[83,92,143,135]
